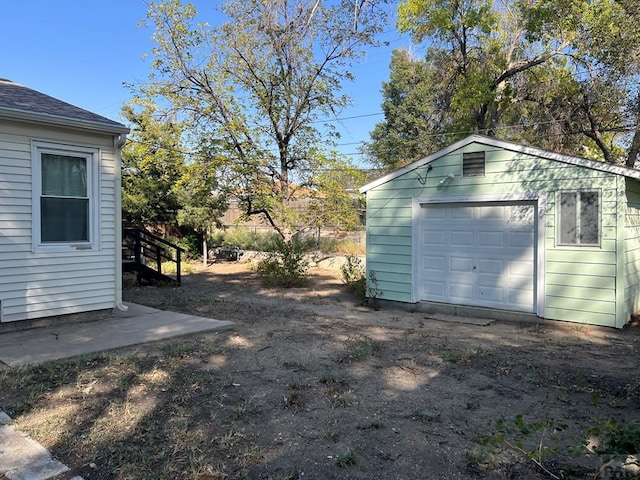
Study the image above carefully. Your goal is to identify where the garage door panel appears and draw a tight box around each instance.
[480,206,506,220]
[451,207,474,219]
[449,282,474,298]
[510,231,534,247]
[423,230,446,246]
[509,259,534,278]
[449,256,474,272]
[450,231,474,246]
[422,255,445,271]
[478,231,505,247]
[508,287,534,306]
[420,202,536,313]
[477,259,504,275]
[423,281,446,297]
[478,285,503,302]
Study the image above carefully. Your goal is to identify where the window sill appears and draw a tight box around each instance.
[34,244,98,254]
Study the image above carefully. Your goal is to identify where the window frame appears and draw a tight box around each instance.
[462,151,486,177]
[556,189,601,247]
[32,141,101,252]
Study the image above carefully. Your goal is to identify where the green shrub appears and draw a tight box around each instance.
[257,237,309,287]
[340,254,365,284]
[317,237,339,253]
[171,233,201,259]
[211,227,280,252]
[161,261,195,274]
[340,254,367,304]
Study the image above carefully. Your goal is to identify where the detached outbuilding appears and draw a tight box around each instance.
[0,79,129,328]
[360,135,640,328]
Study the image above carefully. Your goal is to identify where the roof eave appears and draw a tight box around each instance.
[0,106,129,135]
[360,134,640,193]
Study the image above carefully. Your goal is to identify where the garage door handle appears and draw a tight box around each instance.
[473,266,477,270]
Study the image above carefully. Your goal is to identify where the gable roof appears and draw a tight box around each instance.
[0,78,128,135]
[360,134,640,193]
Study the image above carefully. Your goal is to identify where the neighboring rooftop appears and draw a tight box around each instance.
[0,78,128,133]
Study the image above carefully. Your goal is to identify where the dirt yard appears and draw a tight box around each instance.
[2,261,640,480]
[123,261,640,479]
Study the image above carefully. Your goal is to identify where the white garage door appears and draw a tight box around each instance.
[420,202,536,313]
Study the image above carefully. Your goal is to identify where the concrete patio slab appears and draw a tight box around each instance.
[0,411,75,480]
[0,303,234,366]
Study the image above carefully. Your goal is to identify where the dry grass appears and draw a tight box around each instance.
[1,264,640,479]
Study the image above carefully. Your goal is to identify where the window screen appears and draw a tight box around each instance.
[559,190,600,246]
[40,153,90,243]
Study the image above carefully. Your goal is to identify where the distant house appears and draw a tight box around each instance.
[360,134,640,328]
[0,79,129,328]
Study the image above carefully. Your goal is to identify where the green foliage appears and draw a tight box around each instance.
[215,228,280,252]
[340,254,365,285]
[121,100,185,225]
[257,238,310,288]
[474,414,567,478]
[474,405,640,478]
[166,233,201,259]
[136,0,387,240]
[340,254,367,304]
[174,152,227,233]
[369,0,640,169]
[335,448,359,467]
[585,419,640,462]
[344,334,378,361]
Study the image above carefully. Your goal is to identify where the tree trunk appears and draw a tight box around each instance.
[626,94,640,168]
[202,229,208,267]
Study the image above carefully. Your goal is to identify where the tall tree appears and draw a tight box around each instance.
[121,100,185,226]
[365,49,453,169]
[135,0,387,240]
[369,0,640,169]
[174,142,227,264]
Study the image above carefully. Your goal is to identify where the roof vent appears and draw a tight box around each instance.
[463,151,485,177]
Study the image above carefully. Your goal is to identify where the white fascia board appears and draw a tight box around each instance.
[0,107,129,135]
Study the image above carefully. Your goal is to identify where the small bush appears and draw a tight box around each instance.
[210,227,280,252]
[257,237,309,287]
[172,233,202,259]
[340,254,365,284]
[340,255,367,304]
[317,237,339,253]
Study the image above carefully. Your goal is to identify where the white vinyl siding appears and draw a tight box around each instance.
[0,120,118,323]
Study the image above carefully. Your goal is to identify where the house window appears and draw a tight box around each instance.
[32,142,99,250]
[462,151,485,177]
[558,190,600,246]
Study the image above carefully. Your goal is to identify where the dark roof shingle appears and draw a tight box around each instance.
[0,79,127,133]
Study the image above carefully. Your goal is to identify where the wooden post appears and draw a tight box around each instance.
[176,250,182,285]
[134,229,141,265]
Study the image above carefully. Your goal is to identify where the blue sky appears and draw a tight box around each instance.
[1,0,411,163]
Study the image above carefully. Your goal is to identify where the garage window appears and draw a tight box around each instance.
[558,190,600,246]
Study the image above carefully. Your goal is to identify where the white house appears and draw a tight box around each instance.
[0,79,129,329]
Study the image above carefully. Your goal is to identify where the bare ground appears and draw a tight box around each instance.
[2,261,640,479]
